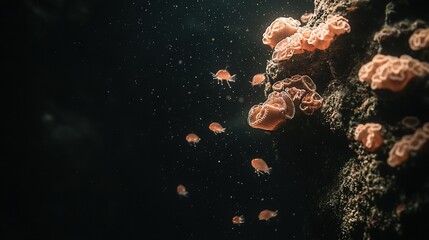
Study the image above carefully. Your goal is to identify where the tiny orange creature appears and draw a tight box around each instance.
[232,215,245,225]
[210,68,236,88]
[177,184,188,197]
[185,133,200,146]
[258,209,278,221]
[250,73,266,86]
[251,158,271,176]
[209,122,225,134]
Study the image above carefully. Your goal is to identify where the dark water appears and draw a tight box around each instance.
[4,0,320,239]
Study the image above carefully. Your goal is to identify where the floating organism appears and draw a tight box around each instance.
[232,215,245,225]
[210,69,236,88]
[258,209,278,221]
[251,73,266,86]
[251,158,271,176]
[177,184,188,197]
[209,122,225,134]
[185,133,200,146]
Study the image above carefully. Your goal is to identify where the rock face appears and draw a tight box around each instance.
[262,0,429,239]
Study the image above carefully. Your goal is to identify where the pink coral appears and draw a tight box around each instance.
[297,27,317,51]
[358,54,429,92]
[299,91,323,115]
[307,23,335,50]
[272,33,305,62]
[300,12,314,24]
[354,123,383,152]
[272,75,323,115]
[409,28,429,51]
[387,139,411,167]
[247,91,295,131]
[248,75,323,130]
[387,122,429,167]
[262,17,301,49]
[358,54,393,82]
[269,14,351,62]
[325,14,351,36]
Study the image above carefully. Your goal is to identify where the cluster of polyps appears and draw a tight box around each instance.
[262,14,351,62]
[387,122,429,167]
[409,27,429,51]
[247,90,295,131]
[271,75,323,115]
[247,75,323,131]
[354,123,383,152]
[358,54,429,92]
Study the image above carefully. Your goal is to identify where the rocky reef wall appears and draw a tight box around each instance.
[263,0,429,239]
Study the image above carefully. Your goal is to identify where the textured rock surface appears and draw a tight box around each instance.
[265,0,429,239]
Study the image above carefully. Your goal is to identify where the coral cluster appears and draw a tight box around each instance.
[387,122,429,167]
[270,14,351,62]
[358,54,429,91]
[354,123,383,152]
[262,17,301,49]
[248,75,322,131]
[409,28,429,51]
[271,75,323,115]
[247,90,295,131]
